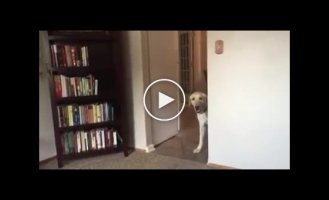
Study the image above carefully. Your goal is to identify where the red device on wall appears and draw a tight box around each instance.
[215,40,224,54]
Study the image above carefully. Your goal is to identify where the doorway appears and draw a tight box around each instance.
[151,31,208,163]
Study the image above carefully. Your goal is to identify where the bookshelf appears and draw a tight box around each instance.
[46,31,128,168]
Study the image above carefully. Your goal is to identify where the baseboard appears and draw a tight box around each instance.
[128,146,155,153]
[207,162,238,169]
[145,144,155,153]
[132,147,146,153]
[39,155,57,165]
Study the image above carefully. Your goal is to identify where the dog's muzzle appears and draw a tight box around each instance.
[194,105,201,113]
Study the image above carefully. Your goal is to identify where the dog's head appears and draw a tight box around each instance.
[189,91,207,114]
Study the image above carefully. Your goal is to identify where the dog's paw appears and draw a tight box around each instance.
[193,148,201,153]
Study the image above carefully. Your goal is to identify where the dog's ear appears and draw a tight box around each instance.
[202,93,207,102]
[189,93,195,107]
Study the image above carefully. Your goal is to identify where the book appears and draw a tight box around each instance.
[95,80,98,95]
[101,129,105,149]
[113,129,117,146]
[92,130,96,150]
[77,131,81,153]
[64,45,72,67]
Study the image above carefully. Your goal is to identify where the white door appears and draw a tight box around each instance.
[146,31,180,145]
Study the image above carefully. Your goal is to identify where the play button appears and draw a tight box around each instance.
[158,92,175,109]
[143,79,186,121]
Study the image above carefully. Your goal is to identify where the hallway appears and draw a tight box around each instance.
[154,106,208,163]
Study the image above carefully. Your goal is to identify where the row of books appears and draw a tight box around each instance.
[61,128,122,154]
[50,44,89,68]
[57,102,114,127]
[54,74,98,98]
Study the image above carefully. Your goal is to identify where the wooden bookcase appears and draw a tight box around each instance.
[46,31,128,168]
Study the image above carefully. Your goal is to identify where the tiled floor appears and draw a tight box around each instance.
[154,106,208,163]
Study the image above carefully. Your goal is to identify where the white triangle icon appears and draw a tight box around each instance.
[158,92,175,109]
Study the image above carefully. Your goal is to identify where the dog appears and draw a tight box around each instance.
[189,91,208,153]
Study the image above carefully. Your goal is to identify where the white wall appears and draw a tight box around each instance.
[122,31,148,150]
[39,31,57,161]
[207,31,290,169]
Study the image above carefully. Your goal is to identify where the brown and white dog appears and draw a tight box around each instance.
[189,91,208,153]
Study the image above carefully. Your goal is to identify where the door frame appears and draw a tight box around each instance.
[140,31,207,150]
[177,31,208,130]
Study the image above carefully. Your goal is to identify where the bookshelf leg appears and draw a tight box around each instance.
[123,149,128,157]
[57,159,63,168]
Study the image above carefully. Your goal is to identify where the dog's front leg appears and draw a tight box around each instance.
[194,123,205,153]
